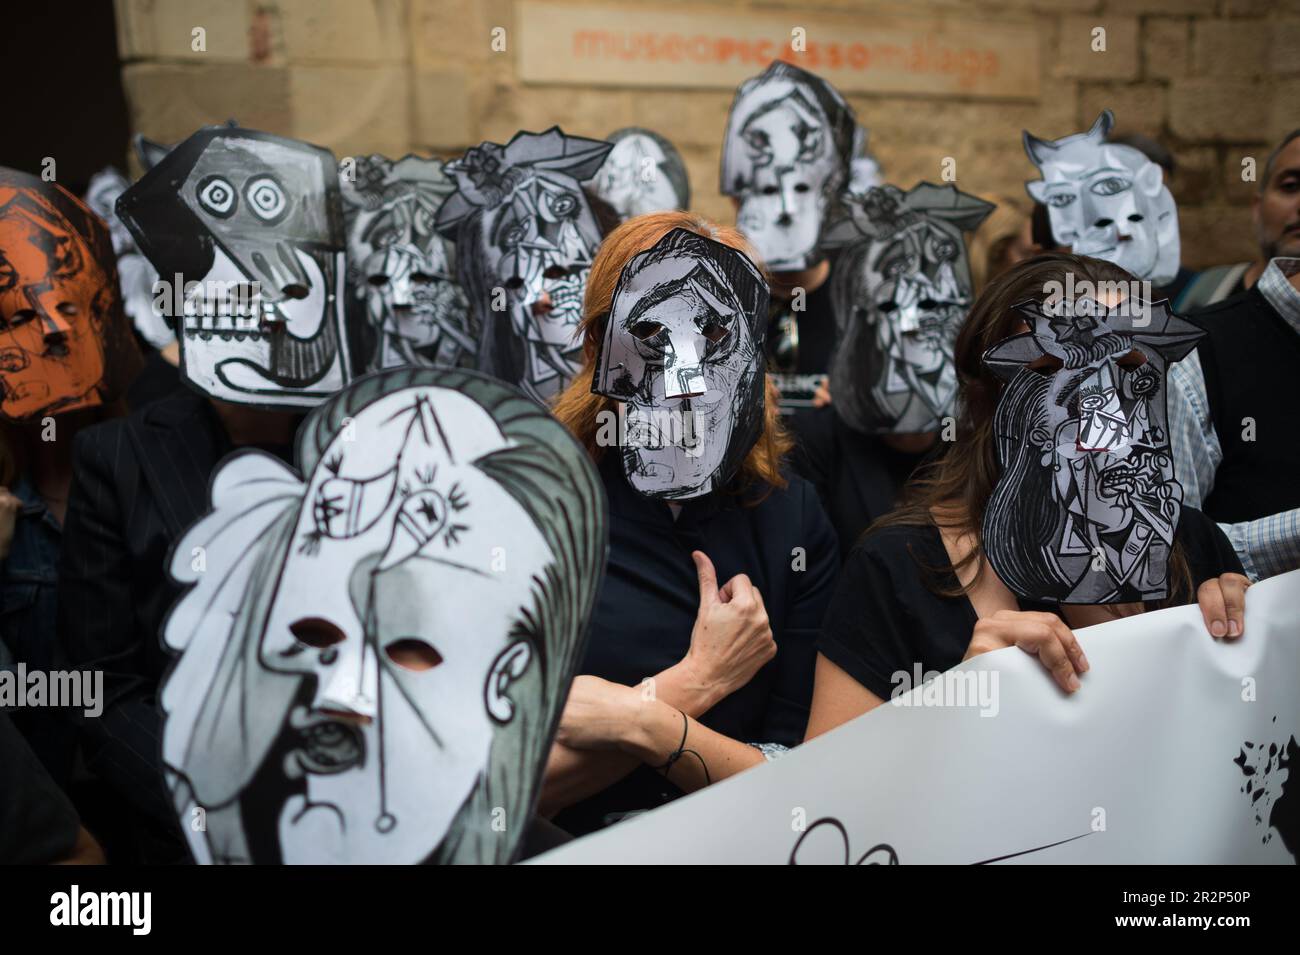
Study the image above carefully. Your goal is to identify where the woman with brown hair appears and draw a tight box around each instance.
[805,253,1251,736]
[541,212,839,835]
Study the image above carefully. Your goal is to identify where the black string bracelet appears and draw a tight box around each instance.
[655,709,711,786]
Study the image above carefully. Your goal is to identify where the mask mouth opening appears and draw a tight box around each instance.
[286,704,366,776]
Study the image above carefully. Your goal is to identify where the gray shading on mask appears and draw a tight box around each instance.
[339,154,474,373]
[158,367,608,864]
[84,167,173,350]
[822,183,994,434]
[435,127,612,404]
[1023,110,1181,287]
[592,227,769,500]
[720,61,856,272]
[116,124,352,409]
[981,296,1203,604]
[590,127,691,222]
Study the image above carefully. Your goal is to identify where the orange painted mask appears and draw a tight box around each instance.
[0,168,138,421]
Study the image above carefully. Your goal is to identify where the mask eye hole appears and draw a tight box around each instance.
[197,175,237,218]
[630,321,664,341]
[543,265,569,280]
[367,275,389,287]
[700,319,729,343]
[245,174,288,222]
[761,185,780,196]
[793,183,811,194]
[385,638,443,672]
[410,272,436,284]
[290,617,346,649]
[504,276,525,291]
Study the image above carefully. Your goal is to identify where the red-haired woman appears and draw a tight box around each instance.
[542,212,839,834]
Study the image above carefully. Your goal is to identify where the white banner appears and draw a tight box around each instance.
[535,571,1300,864]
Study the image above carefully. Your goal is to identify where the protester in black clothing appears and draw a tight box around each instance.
[806,255,1251,737]
[57,391,297,862]
[541,213,838,834]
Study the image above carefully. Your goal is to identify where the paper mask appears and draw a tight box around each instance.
[133,134,172,172]
[822,183,994,434]
[981,295,1203,604]
[340,154,473,372]
[436,128,612,403]
[116,124,351,409]
[84,167,173,350]
[590,127,690,222]
[592,227,768,500]
[1023,111,1180,287]
[720,61,856,272]
[160,367,607,864]
[0,167,140,422]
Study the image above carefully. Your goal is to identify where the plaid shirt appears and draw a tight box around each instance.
[1167,257,1300,580]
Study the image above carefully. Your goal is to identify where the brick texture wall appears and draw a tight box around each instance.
[114,0,1299,268]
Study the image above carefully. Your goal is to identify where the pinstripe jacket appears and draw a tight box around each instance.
[56,388,232,860]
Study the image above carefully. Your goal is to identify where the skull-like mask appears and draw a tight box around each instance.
[720,61,856,272]
[437,128,612,403]
[1024,111,1180,287]
[117,125,351,408]
[593,228,769,500]
[981,296,1203,603]
[0,167,139,422]
[823,183,993,434]
[340,154,473,371]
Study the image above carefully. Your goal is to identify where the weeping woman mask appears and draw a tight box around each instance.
[1023,111,1180,287]
[160,367,606,864]
[720,61,856,272]
[592,228,769,500]
[981,295,1203,604]
[340,154,472,372]
[823,183,993,434]
[436,128,612,403]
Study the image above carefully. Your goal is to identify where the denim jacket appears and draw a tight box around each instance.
[0,476,74,782]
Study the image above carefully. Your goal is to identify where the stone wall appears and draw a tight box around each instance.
[114,0,1298,267]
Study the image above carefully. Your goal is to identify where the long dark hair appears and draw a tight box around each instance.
[872,251,1193,606]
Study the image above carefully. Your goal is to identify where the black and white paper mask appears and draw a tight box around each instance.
[116,125,351,408]
[981,296,1203,604]
[436,128,612,403]
[590,127,690,222]
[84,167,173,350]
[720,61,855,272]
[1024,111,1180,287]
[340,154,472,372]
[822,183,994,434]
[161,367,607,864]
[592,228,768,500]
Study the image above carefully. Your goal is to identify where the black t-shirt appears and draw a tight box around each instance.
[0,711,79,864]
[554,454,839,836]
[819,507,1244,701]
[767,261,838,411]
[788,405,934,559]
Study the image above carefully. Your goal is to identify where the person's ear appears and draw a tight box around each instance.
[485,641,532,724]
